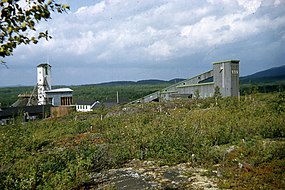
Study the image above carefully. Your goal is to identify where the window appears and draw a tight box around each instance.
[61,97,73,105]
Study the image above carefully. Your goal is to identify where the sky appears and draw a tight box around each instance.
[1,0,285,87]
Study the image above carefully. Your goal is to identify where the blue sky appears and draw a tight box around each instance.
[1,0,285,86]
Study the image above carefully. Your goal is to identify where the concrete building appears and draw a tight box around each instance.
[46,88,73,106]
[133,60,240,103]
[0,64,74,124]
[37,64,52,105]
[213,60,239,97]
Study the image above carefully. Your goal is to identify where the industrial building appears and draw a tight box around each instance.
[133,60,240,103]
[1,59,240,124]
[0,63,74,124]
[36,64,73,106]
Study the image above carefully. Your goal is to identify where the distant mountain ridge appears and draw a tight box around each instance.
[81,78,185,86]
[80,65,285,86]
[240,65,285,84]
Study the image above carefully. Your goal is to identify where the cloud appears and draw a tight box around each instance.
[146,40,174,58]
[1,0,285,86]
[75,1,106,15]
[66,31,97,55]
[236,0,262,14]
[55,0,282,59]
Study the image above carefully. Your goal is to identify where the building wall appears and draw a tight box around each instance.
[76,105,92,112]
[180,70,213,86]
[46,92,73,106]
[176,82,214,98]
[231,63,239,96]
[51,106,74,118]
[213,60,240,97]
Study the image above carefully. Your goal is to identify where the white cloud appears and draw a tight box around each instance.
[274,0,281,6]
[1,0,285,86]
[66,31,96,55]
[75,1,106,15]
[237,0,262,14]
[21,0,285,60]
[146,41,174,58]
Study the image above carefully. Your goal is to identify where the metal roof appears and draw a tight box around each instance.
[45,88,73,93]
[75,100,99,106]
[212,60,240,65]
[37,63,51,67]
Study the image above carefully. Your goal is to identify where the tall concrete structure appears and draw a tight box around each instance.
[213,60,239,97]
[132,60,240,103]
[37,63,52,105]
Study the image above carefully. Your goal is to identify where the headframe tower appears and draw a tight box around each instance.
[37,63,52,105]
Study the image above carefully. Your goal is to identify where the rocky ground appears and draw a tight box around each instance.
[87,159,219,190]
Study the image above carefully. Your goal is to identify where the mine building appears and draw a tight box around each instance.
[132,60,240,103]
[0,63,74,124]
[36,63,73,107]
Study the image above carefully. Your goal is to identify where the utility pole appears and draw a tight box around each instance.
[116,91,120,104]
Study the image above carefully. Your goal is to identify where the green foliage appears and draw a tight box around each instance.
[0,84,171,107]
[217,139,285,190]
[0,0,69,60]
[0,86,33,106]
[72,83,172,102]
[240,83,285,95]
[270,92,285,113]
[0,93,284,189]
[194,89,200,99]
[214,86,222,99]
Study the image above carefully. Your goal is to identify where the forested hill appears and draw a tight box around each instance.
[240,65,285,84]
[82,78,185,86]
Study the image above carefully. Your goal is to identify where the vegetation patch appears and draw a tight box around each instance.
[0,92,284,189]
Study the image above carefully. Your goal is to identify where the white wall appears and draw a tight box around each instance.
[76,105,92,112]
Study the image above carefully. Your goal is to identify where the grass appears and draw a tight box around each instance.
[0,92,284,189]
